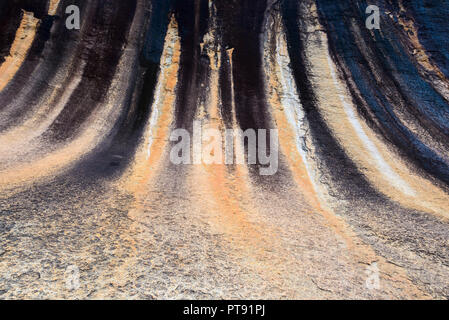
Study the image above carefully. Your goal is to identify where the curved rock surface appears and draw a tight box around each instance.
[0,0,448,299]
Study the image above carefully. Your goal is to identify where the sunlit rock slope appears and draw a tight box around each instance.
[0,0,448,299]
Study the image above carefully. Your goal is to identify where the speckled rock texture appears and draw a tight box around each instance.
[0,0,448,299]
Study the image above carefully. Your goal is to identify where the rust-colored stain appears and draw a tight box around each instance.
[0,0,447,300]
[0,11,38,91]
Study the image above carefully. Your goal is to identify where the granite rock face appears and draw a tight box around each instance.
[0,0,448,299]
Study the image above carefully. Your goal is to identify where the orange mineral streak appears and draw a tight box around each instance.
[0,64,85,158]
[226,47,250,183]
[188,45,305,294]
[0,7,139,193]
[265,16,361,250]
[48,0,61,16]
[0,11,39,92]
[0,67,129,190]
[269,71,361,252]
[261,15,431,298]
[302,4,449,219]
[197,43,259,242]
[125,17,181,211]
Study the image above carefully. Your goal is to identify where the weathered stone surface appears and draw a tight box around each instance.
[0,0,448,299]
